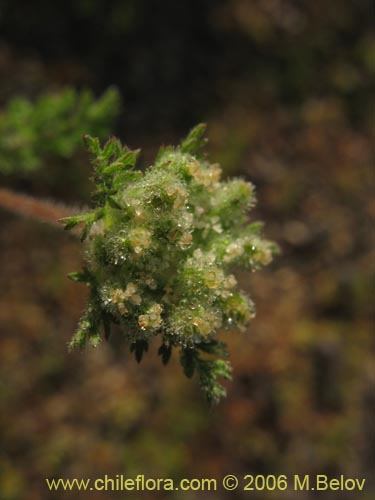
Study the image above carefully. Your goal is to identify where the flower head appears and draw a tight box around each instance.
[63,125,278,403]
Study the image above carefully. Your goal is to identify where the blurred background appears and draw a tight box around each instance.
[0,1,373,499]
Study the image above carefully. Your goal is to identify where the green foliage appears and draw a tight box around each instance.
[63,125,277,404]
[0,87,121,174]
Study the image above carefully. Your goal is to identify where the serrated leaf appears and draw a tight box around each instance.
[104,150,139,173]
[119,148,141,166]
[80,221,93,242]
[68,328,87,350]
[158,343,172,365]
[181,348,196,378]
[88,332,101,347]
[196,358,232,405]
[130,340,149,363]
[59,213,92,230]
[180,123,207,154]
[83,134,101,155]
[102,137,121,160]
[212,359,232,380]
[78,209,104,239]
[101,162,124,175]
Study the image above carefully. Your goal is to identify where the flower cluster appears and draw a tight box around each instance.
[62,125,277,403]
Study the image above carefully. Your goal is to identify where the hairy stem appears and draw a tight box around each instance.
[0,187,79,230]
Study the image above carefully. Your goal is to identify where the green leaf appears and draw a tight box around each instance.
[119,148,141,167]
[196,358,232,405]
[59,213,92,230]
[102,150,141,175]
[101,162,123,175]
[158,343,172,365]
[212,359,232,380]
[102,137,122,160]
[130,340,149,363]
[180,348,196,378]
[80,222,94,242]
[180,123,207,155]
[83,134,101,156]
[88,332,101,347]
[68,327,87,350]
[79,209,104,241]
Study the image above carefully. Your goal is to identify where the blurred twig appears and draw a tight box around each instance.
[0,187,80,231]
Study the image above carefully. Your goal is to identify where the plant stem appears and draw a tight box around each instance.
[0,187,79,230]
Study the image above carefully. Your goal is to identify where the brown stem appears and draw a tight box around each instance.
[0,187,80,230]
